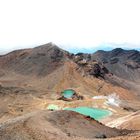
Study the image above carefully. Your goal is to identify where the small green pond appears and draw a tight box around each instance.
[62,89,75,98]
[65,107,111,120]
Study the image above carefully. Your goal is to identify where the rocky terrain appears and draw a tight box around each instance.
[0,110,129,140]
[0,43,140,140]
[70,48,140,94]
[91,48,140,94]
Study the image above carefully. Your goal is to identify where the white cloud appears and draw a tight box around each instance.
[0,0,140,53]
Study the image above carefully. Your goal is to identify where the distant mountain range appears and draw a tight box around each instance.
[1,43,139,94]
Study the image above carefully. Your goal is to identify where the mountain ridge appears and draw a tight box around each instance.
[0,43,140,94]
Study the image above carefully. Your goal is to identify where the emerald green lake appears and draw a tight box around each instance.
[63,89,75,98]
[65,107,111,120]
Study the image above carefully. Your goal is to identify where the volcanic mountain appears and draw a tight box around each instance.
[0,43,138,98]
[0,43,70,76]
[91,48,140,94]
[0,43,140,140]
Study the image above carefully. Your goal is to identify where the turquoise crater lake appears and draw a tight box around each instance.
[65,107,112,120]
[62,89,75,98]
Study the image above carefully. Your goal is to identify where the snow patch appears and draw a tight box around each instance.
[107,93,120,107]
[93,93,121,107]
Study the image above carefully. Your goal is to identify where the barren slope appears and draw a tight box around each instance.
[0,44,140,140]
[0,110,128,140]
[91,48,140,94]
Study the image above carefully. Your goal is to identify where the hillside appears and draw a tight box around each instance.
[69,48,140,94]
[0,43,140,140]
[91,48,140,94]
[0,110,127,140]
[0,43,70,76]
[107,110,140,130]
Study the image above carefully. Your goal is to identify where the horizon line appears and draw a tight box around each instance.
[0,42,140,55]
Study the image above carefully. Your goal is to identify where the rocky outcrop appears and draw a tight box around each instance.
[73,53,110,79]
[58,91,84,102]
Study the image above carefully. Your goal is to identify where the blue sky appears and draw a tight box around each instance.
[0,0,140,54]
[66,45,140,54]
